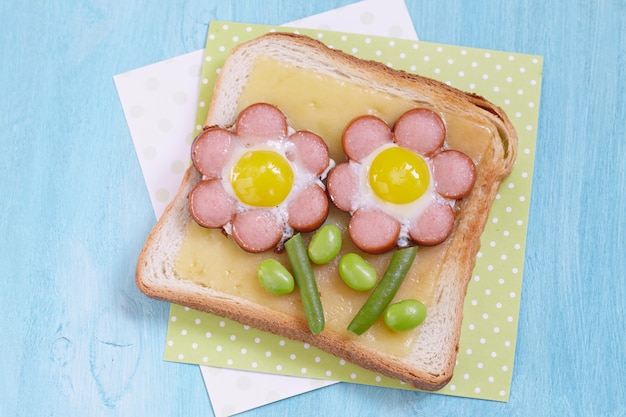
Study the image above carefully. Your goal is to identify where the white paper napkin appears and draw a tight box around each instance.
[114,1,418,416]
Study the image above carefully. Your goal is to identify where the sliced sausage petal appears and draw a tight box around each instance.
[287,130,331,176]
[231,210,284,253]
[342,115,393,162]
[235,103,288,145]
[409,201,455,246]
[432,150,477,199]
[348,208,400,254]
[326,162,358,212]
[393,108,446,157]
[287,184,329,232]
[191,127,234,178]
[189,179,236,228]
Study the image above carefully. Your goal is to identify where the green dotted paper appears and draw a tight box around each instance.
[164,21,543,402]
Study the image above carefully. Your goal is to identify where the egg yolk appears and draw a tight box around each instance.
[368,147,430,204]
[230,150,294,207]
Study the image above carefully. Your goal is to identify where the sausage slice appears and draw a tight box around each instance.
[326,162,358,212]
[191,127,234,178]
[189,179,236,228]
[342,115,393,162]
[235,103,288,145]
[432,150,477,199]
[231,210,284,253]
[348,208,401,254]
[287,184,329,232]
[408,201,455,246]
[288,130,330,176]
[393,108,446,157]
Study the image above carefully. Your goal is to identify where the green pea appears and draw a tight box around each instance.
[384,299,427,332]
[307,224,342,265]
[257,258,295,295]
[338,253,378,291]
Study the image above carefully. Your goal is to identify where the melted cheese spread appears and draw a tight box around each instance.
[175,56,494,357]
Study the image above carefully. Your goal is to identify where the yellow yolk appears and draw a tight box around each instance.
[230,150,294,207]
[368,147,430,204]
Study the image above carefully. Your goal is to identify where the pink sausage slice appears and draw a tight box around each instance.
[393,108,446,157]
[408,201,455,246]
[235,103,288,145]
[287,130,330,176]
[191,127,234,178]
[287,184,329,232]
[189,179,236,228]
[326,162,358,212]
[431,150,477,199]
[349,208,401,254]
[342,115,393,162]
[231,210,283,253]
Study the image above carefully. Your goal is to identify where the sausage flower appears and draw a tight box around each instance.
[189,103,333,253]
[327,109,476,254]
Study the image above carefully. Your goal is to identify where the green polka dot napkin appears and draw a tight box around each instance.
[164,21,542,402]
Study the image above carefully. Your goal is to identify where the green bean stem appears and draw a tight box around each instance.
[284,233,325,335]
[347,246,418,335]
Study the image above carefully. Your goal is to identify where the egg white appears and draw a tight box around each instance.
[220,133,331,241]
[353,143,452,246]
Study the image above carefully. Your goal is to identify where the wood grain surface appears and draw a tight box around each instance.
[1,1,624,416]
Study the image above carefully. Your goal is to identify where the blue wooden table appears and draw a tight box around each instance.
[1,1,624,416]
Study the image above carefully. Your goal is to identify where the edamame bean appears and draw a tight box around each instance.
[307,224,342,265]
[338,253,377,291]
[257,258,295,295]
[285,233,325,335]
[384,299,427,331]
[348,246,418,335]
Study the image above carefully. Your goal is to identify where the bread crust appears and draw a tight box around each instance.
[136,32,517,391]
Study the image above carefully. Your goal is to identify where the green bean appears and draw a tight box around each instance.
[347,246,418,335]
[284,233,325,334]
[384,299,427,331]
[307,224,342,265]
[257,258,295,295]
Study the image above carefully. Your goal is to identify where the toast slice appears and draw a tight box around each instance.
[136,32,517,391]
